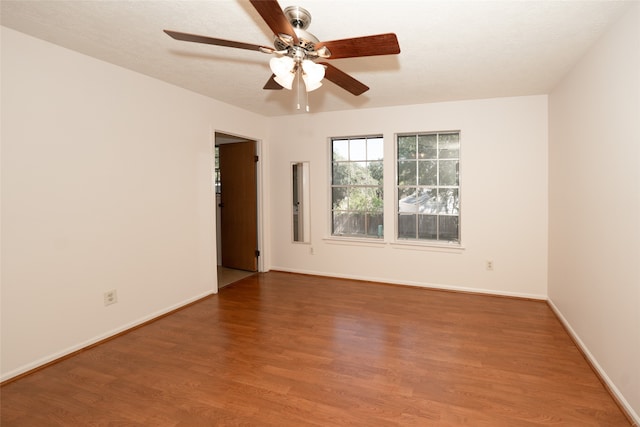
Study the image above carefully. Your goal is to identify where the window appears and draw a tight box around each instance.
[397,132,460,243]
[331,136,384,238]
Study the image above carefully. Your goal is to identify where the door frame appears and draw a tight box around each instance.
[213,131,265,273]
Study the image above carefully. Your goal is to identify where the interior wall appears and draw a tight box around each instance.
[0,27,268,380]
[548,3,640,421]
[268,95,548,298]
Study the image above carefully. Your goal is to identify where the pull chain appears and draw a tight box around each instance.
[296,70,301,110]
[294,67,310,112]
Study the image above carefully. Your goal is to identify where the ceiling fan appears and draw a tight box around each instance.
[164,0,400,97]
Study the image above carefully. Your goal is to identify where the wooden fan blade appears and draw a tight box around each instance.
[249,0,299,44]
[319,63,369,96]
[317,33,400,59]
[263,74,284,90]
[164,30,273,52]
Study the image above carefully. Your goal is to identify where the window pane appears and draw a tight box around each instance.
[333,139,349,161]
[398,214,416,239]
[398,187,418,214]
[332,162,349,185]
[350,187,383,212]
[398,135,416,160]
[398,161,417,186]
[349,187,370,211]
[418,188,438,214]
[351,162,369,185]
[418,215,437,239]
[367,138,384,161]
[348,161,383,186]
[418,160,437,186]
[439,215,459,242]
[367,213,384,237]
[347,212,366,235]
[439,133,460,159]
[332,212,349,234]
[438,188,459,214]
[332,187,348,210]
[439,160,459,186]
[367,160,384,187]
[368,187,384,212]
[418,134,437,159]
[350,138,367,161]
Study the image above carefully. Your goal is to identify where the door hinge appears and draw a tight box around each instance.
[254,155,259,162]
[255,249,260,257]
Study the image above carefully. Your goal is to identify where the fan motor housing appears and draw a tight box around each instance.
[273,6,322,54]
[274,28,319,52]
[284,6,311,30]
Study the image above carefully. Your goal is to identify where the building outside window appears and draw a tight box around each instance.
[397,132,460,243]
[331,135,384,238]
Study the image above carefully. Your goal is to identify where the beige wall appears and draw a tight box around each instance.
[548,3,640,421]
[0,27,268,380]
[268,95,549,298]
[2,4,638,420]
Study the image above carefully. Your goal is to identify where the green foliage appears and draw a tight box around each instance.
[331,137,384,237]
[332,160,383,213]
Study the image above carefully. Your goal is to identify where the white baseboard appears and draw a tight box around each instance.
[269,266,546,300]
[547,299,639,426]
[1,289,216,383]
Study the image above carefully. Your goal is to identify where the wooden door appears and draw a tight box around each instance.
[219,141,258,271]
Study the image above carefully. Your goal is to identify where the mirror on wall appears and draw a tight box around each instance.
[292,162,310,243]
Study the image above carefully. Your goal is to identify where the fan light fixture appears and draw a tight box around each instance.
[302,59,324,92]
[269,56,295,89]
[270,56,324,92]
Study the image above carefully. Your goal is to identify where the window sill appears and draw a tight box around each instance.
[390,241,465,253]
[323,236,387,248]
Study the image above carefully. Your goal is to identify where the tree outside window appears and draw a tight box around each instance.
[331,136,384,238]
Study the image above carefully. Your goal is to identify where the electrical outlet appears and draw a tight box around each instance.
[104,289,118,306]
[486,260,494,271]
[310,246,315,255]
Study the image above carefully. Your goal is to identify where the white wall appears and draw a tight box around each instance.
[0,27,268,380]
[268,96,548,298]
[548,3,640,421]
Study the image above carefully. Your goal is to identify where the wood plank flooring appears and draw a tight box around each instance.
[1,272,631,426]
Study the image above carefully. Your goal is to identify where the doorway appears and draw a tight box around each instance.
[215,132,260,286]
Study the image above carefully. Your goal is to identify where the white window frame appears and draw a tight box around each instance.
[328,135,385,240]
[394,131,462,248]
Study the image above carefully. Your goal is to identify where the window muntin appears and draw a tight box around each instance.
[397,132,460,243]
[331,136,384,238]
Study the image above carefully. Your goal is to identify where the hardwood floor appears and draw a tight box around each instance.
[1,272,631,426]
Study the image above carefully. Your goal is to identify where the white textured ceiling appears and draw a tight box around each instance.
[0,0,632,117]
